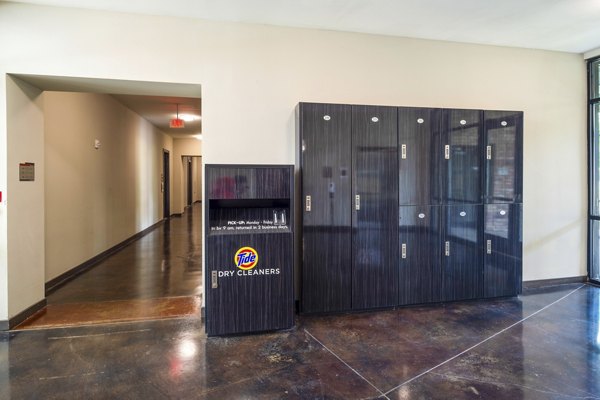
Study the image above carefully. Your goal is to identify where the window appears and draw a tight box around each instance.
[588,58,600,284]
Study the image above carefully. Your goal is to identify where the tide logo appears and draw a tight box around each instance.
[234,247,258,270]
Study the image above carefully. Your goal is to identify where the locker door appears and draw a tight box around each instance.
[399,205,442,305]
[484,111,523,204]
[300,103,353,313]
[398,107,442,205]
[484,204,522,297]
[442,204,483,301]
[352,105,399,309]
[441,109,483,204]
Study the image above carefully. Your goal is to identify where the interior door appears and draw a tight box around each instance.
[352,105,399,310]
[301,103,353,313]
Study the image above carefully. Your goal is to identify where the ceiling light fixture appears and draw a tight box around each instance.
[194,134,203,141]
[170,104,185,128]
[179,114,200,122]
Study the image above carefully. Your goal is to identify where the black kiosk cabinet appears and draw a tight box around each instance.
[205,165,294,336]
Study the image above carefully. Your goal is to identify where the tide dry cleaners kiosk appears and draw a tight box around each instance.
[205,165,294,336]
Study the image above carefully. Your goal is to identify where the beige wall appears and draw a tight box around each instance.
[172,139,202,214]
[44,91,173,282]
[6,76,45,318]
[0,2,587,320]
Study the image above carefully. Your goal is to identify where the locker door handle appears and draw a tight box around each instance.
[305,195,311,212]
[401,144,407,159]
[486,145,492,160]
[444,145,450,159]
[402,243,407,259]
[355,195,360,211]
[487,240,492,254]
[211,271,218,289]
[445,241,450,256]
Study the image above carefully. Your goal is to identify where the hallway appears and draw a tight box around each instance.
[16,203,203,330]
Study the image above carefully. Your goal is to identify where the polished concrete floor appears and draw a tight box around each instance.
[2,283,599,399]
[16,203,203,330]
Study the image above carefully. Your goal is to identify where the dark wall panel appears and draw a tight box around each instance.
[352,105,399,309]
[399,205,442,305]
[300,103,353,312]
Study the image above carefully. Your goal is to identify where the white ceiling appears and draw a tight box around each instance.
[112,95,202,138]
[10,0,600,53]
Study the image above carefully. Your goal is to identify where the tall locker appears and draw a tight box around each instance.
[483,110,523,298]
[484,204,523,297]
[399,205,442,305]
[300,103,352,313]
[352,105,399,309]
[441,109,483,204]
[442,204,484,301]
[398,107,441,205]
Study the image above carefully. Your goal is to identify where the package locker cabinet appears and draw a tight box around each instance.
[484,111,523,204]
[398,107,442,206]
[398,205,442,305]
[484,203,523,297]
[352,105,399,309]
[441,109,483,205]
[300,103,353,313]
[442,204,484,301]
[299,102,523,314]
[205,165,294,336]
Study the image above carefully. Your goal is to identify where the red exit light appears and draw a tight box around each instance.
[170,118,185,128]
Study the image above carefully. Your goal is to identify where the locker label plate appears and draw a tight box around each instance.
[444,145,450,159]
[211,271,218,289]
[305,195,311,212]
[401,144,407,159]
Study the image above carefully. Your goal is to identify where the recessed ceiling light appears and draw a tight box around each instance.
[194,134,202,141]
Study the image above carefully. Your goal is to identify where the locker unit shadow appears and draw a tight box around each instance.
[299,102,523,313]
[205,165,294,336]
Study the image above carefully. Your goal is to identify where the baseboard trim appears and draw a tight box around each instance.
[1,298,47,330]
[522,276,588,293]
[45,219,165,295]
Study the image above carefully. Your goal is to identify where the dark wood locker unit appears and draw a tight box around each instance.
[441,109,484,205]
[398,205,442,305]
[484,204,523,297]
[299,103,353,313]
[398,107,442,205]
[442,204,484,301]
[484,111,523,204]
[205,165,294,336]
[352,105,399,310]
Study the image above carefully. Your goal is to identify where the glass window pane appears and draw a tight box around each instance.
[592,104,600,215]
[592,59,600,99]
[590,220,600,282]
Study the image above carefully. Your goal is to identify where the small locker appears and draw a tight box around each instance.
[484,203,523,297]
[484,110,523,204]
[442,204,484,301]
[441,109,483,205]
[398,205,442,305]
[398,107,442,205]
